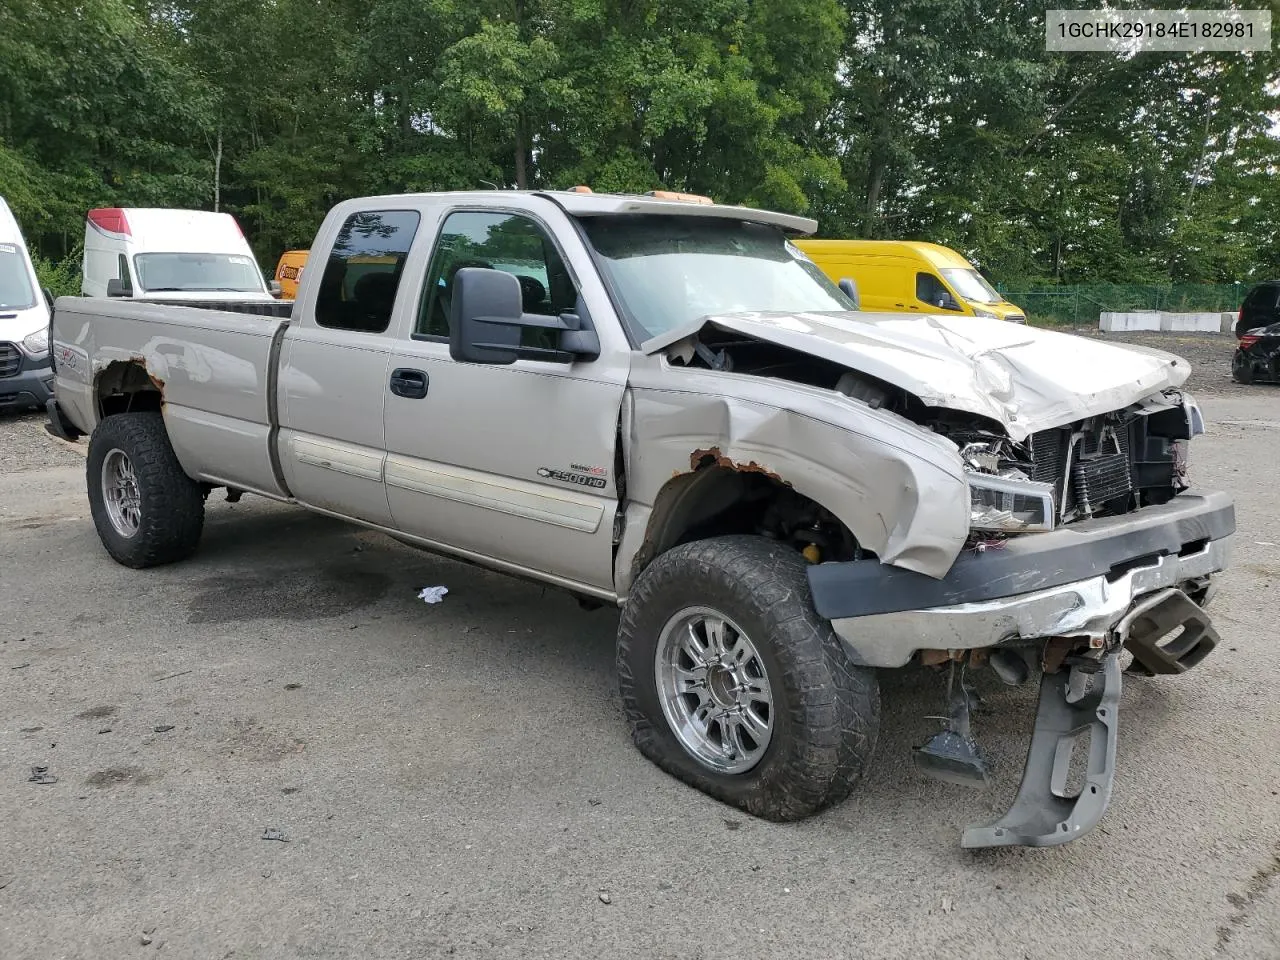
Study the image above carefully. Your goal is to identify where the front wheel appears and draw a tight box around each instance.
[86,412,205,568]
[617,536,879,821]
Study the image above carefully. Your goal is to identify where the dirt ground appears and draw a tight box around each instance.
[1,329,1277,960]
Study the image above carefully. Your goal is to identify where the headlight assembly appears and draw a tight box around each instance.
[972,308,997,319]
[20,329,49,358]
[968,473,1056,533]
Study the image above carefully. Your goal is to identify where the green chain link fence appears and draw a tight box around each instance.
[994,283,1246,326]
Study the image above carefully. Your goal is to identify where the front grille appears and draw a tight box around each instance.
[1005,314,1027,324]
[0,342,19,378]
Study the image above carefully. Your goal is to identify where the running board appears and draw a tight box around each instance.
[962,651,1120,849]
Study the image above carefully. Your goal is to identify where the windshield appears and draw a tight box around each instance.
[134,253,264,293]
[579,215,855,339]
[940,267,1001,305]
[0,244,36,310]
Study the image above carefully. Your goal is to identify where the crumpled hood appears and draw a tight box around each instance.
[643,310,1190,441]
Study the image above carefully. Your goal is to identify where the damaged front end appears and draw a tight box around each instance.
[941,386,1204,534]
[870,391,1229,849]
[634,315,1233,850]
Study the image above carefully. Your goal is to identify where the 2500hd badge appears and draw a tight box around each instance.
[537,467,607,489]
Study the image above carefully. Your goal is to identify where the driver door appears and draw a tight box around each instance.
[382,207,628,592]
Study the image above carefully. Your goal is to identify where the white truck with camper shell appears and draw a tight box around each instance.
[0,196,54,412]
[82,207,281,304]
[47,188,1235,849]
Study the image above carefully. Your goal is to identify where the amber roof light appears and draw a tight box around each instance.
[646,190,713,204]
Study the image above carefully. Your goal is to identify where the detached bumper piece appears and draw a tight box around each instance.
[913,666,991,787]
[962,651,1120,850]
[1119,587,1220,675]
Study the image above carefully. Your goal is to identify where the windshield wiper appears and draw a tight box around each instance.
[145,287,253,293]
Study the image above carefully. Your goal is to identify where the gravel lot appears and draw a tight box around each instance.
[1,330,1277,960]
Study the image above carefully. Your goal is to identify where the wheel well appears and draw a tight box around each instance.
[96,360,163,419]
[632,466,862,579]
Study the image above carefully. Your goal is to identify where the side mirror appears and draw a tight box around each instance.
[838,277,860,310]
[42,287,54,309]
[449,268,600,365]
[106,278,128,298]
[268,279,283,298]
[937,296,961,311]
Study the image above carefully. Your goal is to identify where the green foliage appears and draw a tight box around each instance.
[0,0,1276,291]
[31,247,82,299]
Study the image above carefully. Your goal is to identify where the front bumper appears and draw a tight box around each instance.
[810,491,1234,667]
[0,353,54,410]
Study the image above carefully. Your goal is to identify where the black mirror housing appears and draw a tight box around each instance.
[838,277,860,310]
[449,267,600,365]
[106,278,128,298]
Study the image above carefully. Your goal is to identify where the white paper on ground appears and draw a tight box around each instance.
[417,586,449,604]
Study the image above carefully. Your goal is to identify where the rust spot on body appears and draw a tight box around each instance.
[690,446,788,484]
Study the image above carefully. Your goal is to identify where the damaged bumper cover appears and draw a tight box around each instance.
[809,491,1234,667]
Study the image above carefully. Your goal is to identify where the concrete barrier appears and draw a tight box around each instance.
[1099,310,1237,333]
[1099,311,1161,332]
[1160,311,1221,332]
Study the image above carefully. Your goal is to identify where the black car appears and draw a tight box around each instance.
[1232,321,1280,384]
[1235,280,1280,338]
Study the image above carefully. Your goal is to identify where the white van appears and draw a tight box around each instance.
[82,208,279,302]
[0,196,53,412]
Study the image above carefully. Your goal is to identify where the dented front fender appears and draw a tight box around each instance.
[615,354,971,597]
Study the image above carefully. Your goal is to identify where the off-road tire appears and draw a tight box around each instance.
[617,535,879,821]
[86,412,205,568]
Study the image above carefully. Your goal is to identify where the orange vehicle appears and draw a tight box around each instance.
[273,249,309,300]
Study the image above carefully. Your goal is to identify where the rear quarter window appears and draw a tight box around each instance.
[315,210,420,333]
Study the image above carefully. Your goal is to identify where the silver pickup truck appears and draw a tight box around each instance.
[47,189,1234,849]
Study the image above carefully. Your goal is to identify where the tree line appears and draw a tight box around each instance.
[1,0,1277,290]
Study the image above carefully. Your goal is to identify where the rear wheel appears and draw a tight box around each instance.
[86,412,205,568]
[1232,351,1254,385]
[617,535,879,821]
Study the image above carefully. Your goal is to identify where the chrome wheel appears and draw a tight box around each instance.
[654,606,774,774]
[101,448,142,538]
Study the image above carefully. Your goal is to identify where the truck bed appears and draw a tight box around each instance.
[51,296,291,499]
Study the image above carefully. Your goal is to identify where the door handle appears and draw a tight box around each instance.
[389,368,428,399]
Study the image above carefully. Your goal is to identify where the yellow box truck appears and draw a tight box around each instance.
[794,239,1026,323]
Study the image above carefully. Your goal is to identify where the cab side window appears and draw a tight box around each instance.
[315,210,420,333]
[916,272,953,308]
[416,211,578,339]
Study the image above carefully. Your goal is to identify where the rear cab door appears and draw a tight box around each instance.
[276,202,423,525]
[382,194,630,594]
